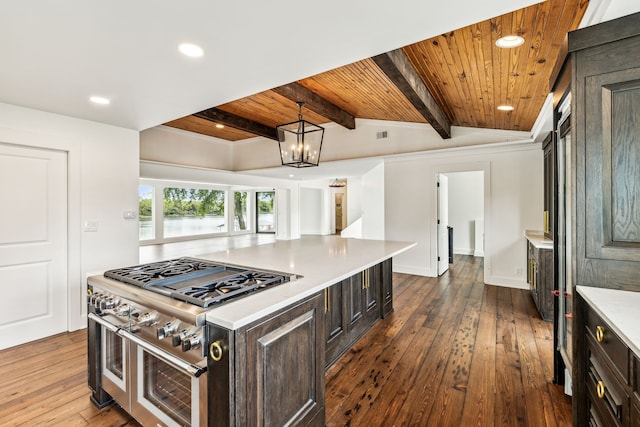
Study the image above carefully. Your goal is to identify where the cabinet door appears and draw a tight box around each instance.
[543,132,555,239]
[363,266,379,324]
[244,293,325,427]
[347,272,364,327]
[325,281,349,367]
[575,36,640,289]
[381,259,393,318]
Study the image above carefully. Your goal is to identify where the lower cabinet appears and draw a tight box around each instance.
[208,292,326,427]
[324,260,393,368]
[582,299,631,427]
[526,239,554,321]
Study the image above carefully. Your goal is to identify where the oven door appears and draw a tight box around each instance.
[130,337,207,427]
[99,320,132,413]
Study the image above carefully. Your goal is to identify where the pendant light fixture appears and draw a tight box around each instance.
[276,101,324,168]
[329,178,346,188]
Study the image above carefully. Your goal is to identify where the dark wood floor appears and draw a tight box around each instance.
[0,255,571,426]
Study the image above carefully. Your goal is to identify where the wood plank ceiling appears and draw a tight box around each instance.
[164,0,588,141]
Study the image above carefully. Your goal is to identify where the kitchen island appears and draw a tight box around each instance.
[200,235,415,329]
[204,235,414,427]
[88,235,414,427]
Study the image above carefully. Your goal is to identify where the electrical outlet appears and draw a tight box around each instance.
[516,267,523,276]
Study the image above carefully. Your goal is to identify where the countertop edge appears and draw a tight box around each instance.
[524,229,553,250]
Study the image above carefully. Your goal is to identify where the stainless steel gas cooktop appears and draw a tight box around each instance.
[103,257,296,308]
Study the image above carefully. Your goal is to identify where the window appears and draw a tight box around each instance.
[256,191,275,233]
[163,187,226,238]
[139,185,154,240]
[233,191,249,232]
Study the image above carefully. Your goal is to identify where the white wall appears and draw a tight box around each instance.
[603,0,640,21]
[361,163,385,240]
[300,188,324,235]
[444,171,484,255]
[385,143,542,288]
[141,125,233,170]
[0,102,140,331]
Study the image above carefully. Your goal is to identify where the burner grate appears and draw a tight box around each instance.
[172,272,286,307]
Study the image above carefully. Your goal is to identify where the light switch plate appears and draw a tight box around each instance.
[123,210,137,220]
[83,220,98,232]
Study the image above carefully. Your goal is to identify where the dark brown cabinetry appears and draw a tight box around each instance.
[526,237,554,321]
[543,132,555,240]
[324,260,393,368]
[568,12,640,427]
[208,293,325,427]
[581,297,630,427]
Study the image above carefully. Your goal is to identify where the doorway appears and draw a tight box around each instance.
[436,169,486,276]
[256,191,275,233]
[335,193,344,233]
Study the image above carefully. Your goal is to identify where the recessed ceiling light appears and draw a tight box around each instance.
[289,174,295,178]
[215,124,224,129]
[495,35,525,48]
[90,96,110,105]
[178,43,204,58]
[497,105,514,111]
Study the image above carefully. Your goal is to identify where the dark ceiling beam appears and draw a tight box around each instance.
[372,49,451,139]
[193,108,278,140]
[272,82,356,129]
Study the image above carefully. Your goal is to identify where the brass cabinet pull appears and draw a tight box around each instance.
[596,380,605,399]
[543,210,549,233]
[209,341,223,362]
[324,288,329,313]
[595,325,605,343]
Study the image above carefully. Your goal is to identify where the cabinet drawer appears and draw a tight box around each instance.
[586,306,629,384]
[587,335,629,426]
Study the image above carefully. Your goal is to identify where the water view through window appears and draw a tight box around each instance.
[163,187,226,238]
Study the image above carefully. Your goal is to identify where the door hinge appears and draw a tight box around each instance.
[437,219,440,224]
[437,182,440,187]
[438,256,441,261]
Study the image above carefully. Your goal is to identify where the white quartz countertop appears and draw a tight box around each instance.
[524,230,553,250]
[577,286,640,358]
[200,236,415,330]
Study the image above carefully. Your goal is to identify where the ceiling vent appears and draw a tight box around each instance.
[376,131,388,139]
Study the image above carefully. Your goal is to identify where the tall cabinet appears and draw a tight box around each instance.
[568,12,640,427]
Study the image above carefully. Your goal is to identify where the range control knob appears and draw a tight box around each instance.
[157,319,181,340]
[111,304,131,317]
[182,332,202,352]
[135,311,159,327]
[100,297,120,311]
[172,329,190,347]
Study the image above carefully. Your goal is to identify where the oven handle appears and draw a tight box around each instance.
[88,312,121,333]
[88,313,207,378]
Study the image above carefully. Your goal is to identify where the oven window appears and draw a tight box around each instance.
[105,329,124,380]
[143,351,191,426]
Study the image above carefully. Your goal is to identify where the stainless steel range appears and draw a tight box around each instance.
[87,257,296,427]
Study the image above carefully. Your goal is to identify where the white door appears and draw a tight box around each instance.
[437,174,449,275]
[0,143,68,349]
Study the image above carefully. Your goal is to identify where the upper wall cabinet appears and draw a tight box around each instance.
[571,12,640,291]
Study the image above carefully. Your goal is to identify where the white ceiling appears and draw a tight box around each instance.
[0,0,540,132]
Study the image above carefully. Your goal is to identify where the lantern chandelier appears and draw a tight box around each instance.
[276,101,324,168]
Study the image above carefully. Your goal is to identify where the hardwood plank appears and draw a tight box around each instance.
[459,284,497,427]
